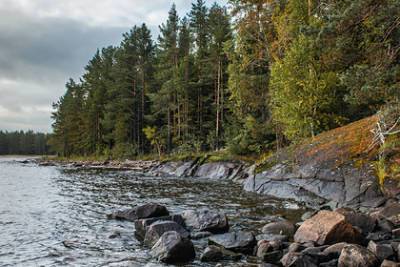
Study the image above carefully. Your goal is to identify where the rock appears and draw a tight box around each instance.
[338,244,379,267]
[108,231,121,239]
[209,231,256,254]
[381,260,400,267]
[144,221,189,247]
[378,218,395,233]
[182,209,229,233]
[336,208,376,235]
[257,240,283,263]
[367,240,394,261]
[200,245,223,262]
[134,214,184,241]
[301,211,317,221]
[294,210,363,245]
[190,231,212,240]
[323,242,348,258]
[194,162,238,179]
[258,251,283,264]
[301,246,331,262]
[256,233,288,242]
[367,231,393,241]
[262,220,295,237]
[108,203,169,221]
[280,252,318,267]
[150,231,195,264]
[392,228,400,238]
[371,202,400,227]
[320,259,339,267]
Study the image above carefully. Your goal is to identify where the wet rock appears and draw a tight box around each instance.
[134,214,184,241]
[182,209,229,233]
[209,231,256,254]
[381,260,400,267]
[367,240,394,261]
[190,231,212,240]
[108,203,169,221]
[280,252,318,267]
[200,245,223,262]
[338,244,379,267]
[323,242,348,258]
[144,221,189,247]
[294,210,363,245]
[262,220,295,237]
[150,231,195,264]
[335,208,376,235]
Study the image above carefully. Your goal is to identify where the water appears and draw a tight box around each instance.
[0,156,307,267]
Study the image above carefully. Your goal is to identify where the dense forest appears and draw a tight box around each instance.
[0,131,51,155]
[51,0,400,158]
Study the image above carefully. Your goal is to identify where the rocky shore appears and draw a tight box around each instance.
[106,201,400,266]
[33,156,400,265]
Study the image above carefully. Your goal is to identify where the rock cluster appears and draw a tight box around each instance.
[108,201,400,265]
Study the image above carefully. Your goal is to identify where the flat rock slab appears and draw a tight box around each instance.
[144,221,189,247]
[150,231,195,264]
[294,210,362,245]
[209,231,256,254]
[182,209,229,233]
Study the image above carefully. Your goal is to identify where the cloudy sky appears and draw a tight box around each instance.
[0,0,226,132]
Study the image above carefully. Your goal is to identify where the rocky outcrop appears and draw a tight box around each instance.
[150,231,195,264]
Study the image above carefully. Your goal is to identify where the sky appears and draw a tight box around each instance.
[0,0,226,133]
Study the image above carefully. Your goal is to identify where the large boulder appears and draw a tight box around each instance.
[134,214,184,241]
[294,210,363,245]
[107,203,169,221]
[209,231,256,254]
[150,231,195,264]
[182,209,229,233]
[262,220,296,237]
[338,244,379,267]
[144,221,189,247]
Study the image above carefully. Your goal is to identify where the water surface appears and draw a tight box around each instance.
[0,156,306,266]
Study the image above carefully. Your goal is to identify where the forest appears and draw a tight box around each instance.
[50,0,400,158]
[0,131,51,155]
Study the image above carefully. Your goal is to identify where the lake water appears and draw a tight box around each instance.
[0,156,306,266]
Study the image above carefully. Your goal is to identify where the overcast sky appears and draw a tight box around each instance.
[0,0,226,133]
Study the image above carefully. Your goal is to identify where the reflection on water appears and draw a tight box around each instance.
[0,156,307,266]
